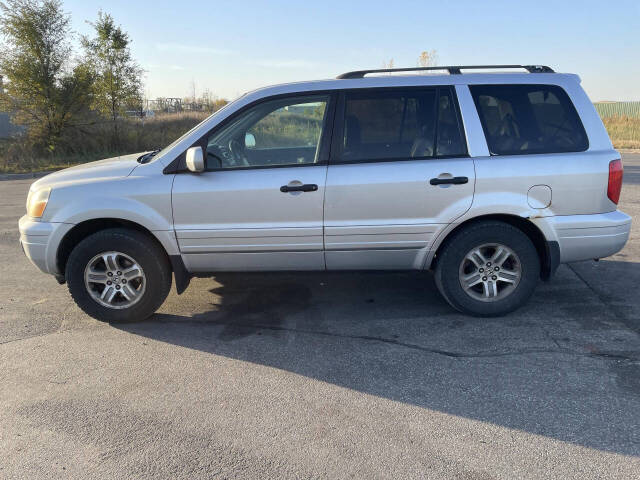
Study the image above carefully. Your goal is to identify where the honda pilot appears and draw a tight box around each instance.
[19,65,631,321]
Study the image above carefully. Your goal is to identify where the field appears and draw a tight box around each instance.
[0,110,639,173]
[601,116,640,149]
[0,112,210,174]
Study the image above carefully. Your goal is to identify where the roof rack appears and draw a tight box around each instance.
[336,65,554,79]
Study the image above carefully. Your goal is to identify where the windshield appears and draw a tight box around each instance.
[150,97,240,162]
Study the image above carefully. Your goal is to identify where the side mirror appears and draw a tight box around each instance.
[245,132,256,148]
[185,146,205,173]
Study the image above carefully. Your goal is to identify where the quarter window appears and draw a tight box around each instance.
[206,95,329,169]
[337,88,466,163]
[470,84,588,155]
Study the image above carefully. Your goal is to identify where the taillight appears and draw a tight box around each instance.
[607,159,623,204]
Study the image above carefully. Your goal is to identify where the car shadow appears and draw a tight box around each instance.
[115,262,640,456]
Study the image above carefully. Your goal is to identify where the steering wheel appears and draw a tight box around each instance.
[206,144,230,168]
[207,142,249,168]
[228,138,249,167]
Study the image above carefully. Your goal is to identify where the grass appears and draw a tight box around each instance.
[0,111,210,174]
[1,112,639,174]
[602,116,640,150]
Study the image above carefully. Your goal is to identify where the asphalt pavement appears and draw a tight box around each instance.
[1,154,639,479]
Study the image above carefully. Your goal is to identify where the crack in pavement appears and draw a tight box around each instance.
[150,318,640,362]
[541,325,563,350]
[567,263,640,336]
[6,313,636,363]
[4,265,637,365]
[0,328,67,346]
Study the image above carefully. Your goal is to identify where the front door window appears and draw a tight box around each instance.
[206,95,329,169]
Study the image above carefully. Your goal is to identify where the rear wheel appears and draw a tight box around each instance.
[65,228,172,322]
[434,221,540,316]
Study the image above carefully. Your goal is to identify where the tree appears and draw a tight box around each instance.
[417,50,438,67]
[82,11,142,147]
[189,78,196,104]
[0,0,92,153]
[382,58,395,69]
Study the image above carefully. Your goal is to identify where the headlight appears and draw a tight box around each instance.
[26,187,51,218]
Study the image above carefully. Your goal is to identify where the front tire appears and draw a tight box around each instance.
[434,221,540,317]
[65,228,172,322]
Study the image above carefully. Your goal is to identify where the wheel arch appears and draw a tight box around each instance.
[428,214,559,280]
[56,219,161,275]
[56,218,191,294]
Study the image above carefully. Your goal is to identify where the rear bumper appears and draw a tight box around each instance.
[550,210,631,263]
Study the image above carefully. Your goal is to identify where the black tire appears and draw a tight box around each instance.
[65,228,172,322]
[434,221,540,317]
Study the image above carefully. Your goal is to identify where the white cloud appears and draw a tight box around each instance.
[156,43,233,55]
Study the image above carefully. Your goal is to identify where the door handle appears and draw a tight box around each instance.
[429,176,469,186]
[280,183,318,193]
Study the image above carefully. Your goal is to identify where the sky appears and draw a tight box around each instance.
[63,0,640,102]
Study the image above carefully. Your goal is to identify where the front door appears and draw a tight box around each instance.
[324,87,475,269]
[172,93,334,272]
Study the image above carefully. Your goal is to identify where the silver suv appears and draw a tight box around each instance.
[19,65,631,321]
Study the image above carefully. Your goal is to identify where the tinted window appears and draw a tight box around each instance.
[437,89,467,157]
[338,88,466,163]
[207,95,328,169]
[470,84,588,155]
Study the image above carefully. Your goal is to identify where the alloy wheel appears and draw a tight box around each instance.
[458,243,522,302]
[83,251,146,309]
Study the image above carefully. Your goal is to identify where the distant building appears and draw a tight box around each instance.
[0,112,24,139]
[0,74,25,138]
[0,113,14,138]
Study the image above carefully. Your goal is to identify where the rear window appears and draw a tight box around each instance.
[470,84,588,155]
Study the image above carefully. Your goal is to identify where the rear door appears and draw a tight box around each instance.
[324,87,475,269]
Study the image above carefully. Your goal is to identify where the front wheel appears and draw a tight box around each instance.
[434,221,540,317]
[65,228,172,322]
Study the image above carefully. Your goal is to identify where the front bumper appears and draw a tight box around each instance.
[19,215,73,275]
[551,210,632,263]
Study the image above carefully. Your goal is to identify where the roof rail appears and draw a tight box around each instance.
[336,65,554,79]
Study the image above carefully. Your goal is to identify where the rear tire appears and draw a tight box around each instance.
[434,221,540,317]
[65,228,172,322]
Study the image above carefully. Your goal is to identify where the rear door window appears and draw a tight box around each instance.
[335,87,466,163]
[436,89,467,157]
[470,84,588,155]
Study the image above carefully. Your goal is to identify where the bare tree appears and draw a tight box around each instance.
[417,50,438,67]
[189,78,196,104]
